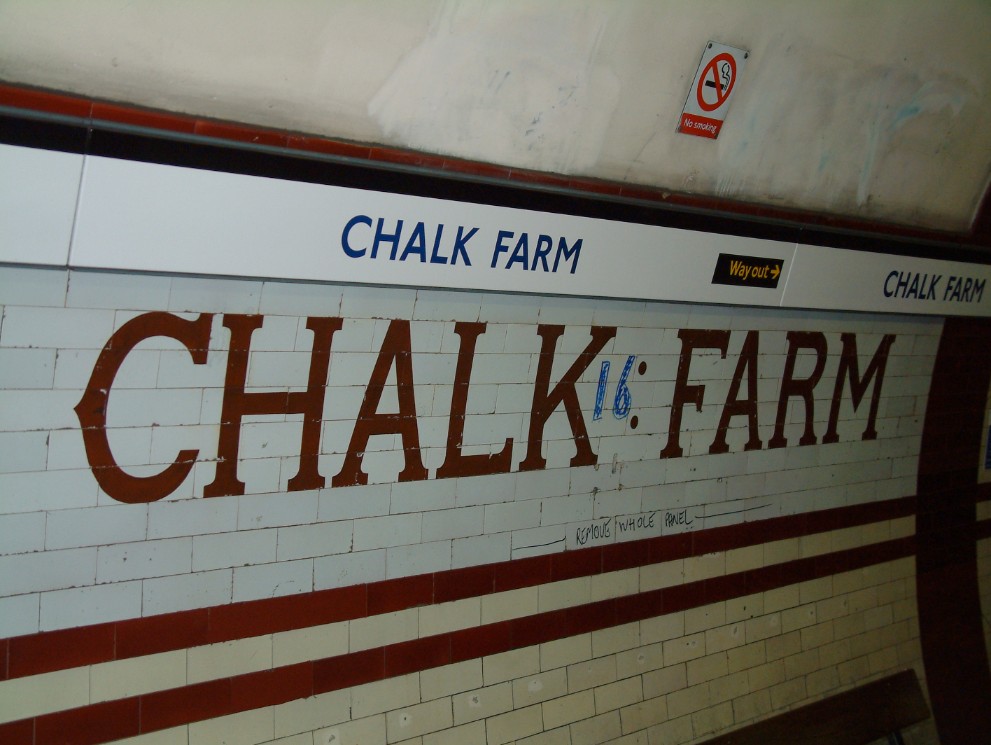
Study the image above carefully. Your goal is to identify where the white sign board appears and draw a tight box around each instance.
[2,142,990,317]
[679,41,749,139]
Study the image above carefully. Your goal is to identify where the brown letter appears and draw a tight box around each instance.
[768,331,828,448]
[661,330,730,459]
[436,322,513,479]
[204,315,341,497]
[75,312,213,503]
[332,320,427,486]
[823,333,896,443]
[709,330,763,454]
[519,325,617,471]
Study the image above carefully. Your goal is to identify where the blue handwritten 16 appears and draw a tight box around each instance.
[593,355,636,421]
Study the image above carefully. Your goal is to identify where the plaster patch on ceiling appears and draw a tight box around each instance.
[857,79,968,206]
[368,1,620,173]
[660,32,987,231]
[0,0,989,233]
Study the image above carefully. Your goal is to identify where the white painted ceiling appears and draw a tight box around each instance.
[1,0,990,235]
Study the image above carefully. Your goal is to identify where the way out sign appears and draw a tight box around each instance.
[679,42,748,139]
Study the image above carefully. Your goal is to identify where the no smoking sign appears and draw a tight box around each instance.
[679,42,748,139]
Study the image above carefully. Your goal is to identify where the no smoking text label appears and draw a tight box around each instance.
[679,41,749,139]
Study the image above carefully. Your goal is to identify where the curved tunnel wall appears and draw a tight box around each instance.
[2,90,991,745]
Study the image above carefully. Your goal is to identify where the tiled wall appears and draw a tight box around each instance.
[0,264,944,743]
[978,500,991,674]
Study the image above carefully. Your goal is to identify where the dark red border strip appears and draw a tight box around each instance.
[0,496,916,683]
[0,82,981,248]
[0,536,916,745]
[916,318,991,743]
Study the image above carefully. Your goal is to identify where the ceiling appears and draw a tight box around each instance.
[1,0,990,243]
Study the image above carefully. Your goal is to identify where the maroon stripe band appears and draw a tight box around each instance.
[0,535,916,745]
[915,317,991,744]
[1,496,917,683]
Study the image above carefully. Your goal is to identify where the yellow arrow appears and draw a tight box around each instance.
[771,265,781,280]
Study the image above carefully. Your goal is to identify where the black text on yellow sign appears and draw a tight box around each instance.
[711,253,784,289]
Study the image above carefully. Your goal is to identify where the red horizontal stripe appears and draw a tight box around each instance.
[2,496,917,681]
[0,83,963,246]
[35,698,138,745]
[1,535,917,745]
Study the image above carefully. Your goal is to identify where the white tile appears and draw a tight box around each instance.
[189,707,275,745]
[0,389,88,430]
[481,587,538,625]
[103,388,204,428]
[387,696,454,741]
[97,726,189,745]
[188,635,273,684]
[340,286,417,321]
[67,270,173,311]
[537,578,592,617]
[40,580,143,631]
[386,540,451,579]
[452,533,510,569]
[350,609,419,652]
[0,348,56,389]
[192,529,277,571]
[354,513,421,551]
[148,496,238,539]
[259,280,343,317]
[454,472,518,507]
[534,494,593,525]
[234,490,317,530]
[143,568,232,615]
[0,306,116,350]
[96,426,155,470]
[225,419,308,471]
[511,525,567,559]
[52,348,100,389]
[419,597,481,637]
[319,483,391,521]
[273,690,350,738]
[390,477,458,514]
[477,294,541,324]
[422,506,483,542]
[0,546,96,595]
[273,621,349,667]
[412,289,481,322]
[484,500,541,533]
[276,520,353,561]
[168,276,262,314]
[316,714,387,745]
[155,347,227,388]
[45,427,98,471]
[0,511,46,555]
[327,351,378,386]
[421,660,484,701]
[0,593,39,637]
[96,348,163,390]
[233,558,314,602]
[351,673,420,719]
[0,266,68,307]
[46,504,148,550]
[315,549,386,590]
[0,666,89,723]
[97,536,192,582]
[90,650,187,703]
[514,467,572,501]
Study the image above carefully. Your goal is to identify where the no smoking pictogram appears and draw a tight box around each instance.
[679,42,748,140]
[696,53,736,112]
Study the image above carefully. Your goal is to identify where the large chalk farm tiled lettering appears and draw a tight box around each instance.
[4,96,982,743]
[0,264,939,743]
